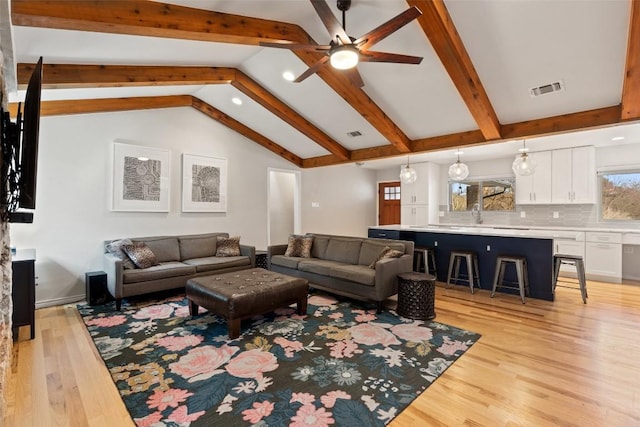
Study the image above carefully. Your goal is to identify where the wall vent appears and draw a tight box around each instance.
[346,130,362,137]
[529,80,564,97]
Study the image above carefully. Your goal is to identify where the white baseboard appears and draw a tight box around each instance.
[36,294,85,309]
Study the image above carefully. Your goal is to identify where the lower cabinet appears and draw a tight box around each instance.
[585,232,622,283]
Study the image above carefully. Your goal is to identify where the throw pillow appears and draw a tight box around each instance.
[216,236,241,257]
[121,242,159,269]
[105,238,136,270]
[284,234,313,258]
[369,246,404,269]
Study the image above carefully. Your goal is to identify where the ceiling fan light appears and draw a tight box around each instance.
[330,45,359,70]
[448,160,469,181]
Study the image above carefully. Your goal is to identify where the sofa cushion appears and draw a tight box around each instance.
[324,238,363,265]
[284,235,313,258]
[133,237,180,263]
[122,242,159,269]
[330,265,376,286]
[179,234,223,260]
[216,236,241,257]
[105,238,136,270]
[308,235,330,259]
[183,256,251,273]
[358,240,406,267]
[369,246,405,269]
[122,262,195,284]
[298,259,346,276]
[271,255,303,269]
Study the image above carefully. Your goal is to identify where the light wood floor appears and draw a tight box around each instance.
[4,278,640,426]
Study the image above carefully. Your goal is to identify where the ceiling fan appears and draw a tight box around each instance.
[260,0,423,87]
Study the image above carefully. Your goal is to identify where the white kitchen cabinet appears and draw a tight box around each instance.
[551,146,595,204]
[401,162,439,226]
[585,232,622,283]
[554,237,585,278]
[515,151,552,204]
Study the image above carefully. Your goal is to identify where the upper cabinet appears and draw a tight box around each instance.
[551,146,596,204]
[401,162,431,205]
[515,151,552,204]
[400,162,439,226]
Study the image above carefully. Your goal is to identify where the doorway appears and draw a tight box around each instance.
[378,181,401,225]
[267,169,301,246]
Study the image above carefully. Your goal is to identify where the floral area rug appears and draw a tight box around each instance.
[78,292,480,427]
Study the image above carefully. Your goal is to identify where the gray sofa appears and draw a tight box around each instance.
[268,234,414,310]
[104,232,255,310]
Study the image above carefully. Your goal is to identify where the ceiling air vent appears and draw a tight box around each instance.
[347,130,362,137]
[529,80,564,97]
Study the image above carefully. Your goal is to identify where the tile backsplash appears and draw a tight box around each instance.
[439,204,640,230]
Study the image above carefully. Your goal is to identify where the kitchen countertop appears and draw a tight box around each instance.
[369,224,640,240]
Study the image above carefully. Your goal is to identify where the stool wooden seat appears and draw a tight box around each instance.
[553,254,588,304]
[414,246,437,276]
[491,254,530,304]
[447,250,480,293]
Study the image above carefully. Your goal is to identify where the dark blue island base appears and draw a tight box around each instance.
[369,229,555,302]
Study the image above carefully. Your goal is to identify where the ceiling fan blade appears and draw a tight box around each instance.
[344,67,364,88]
[354,6,422,51]
[311,0,351,45]
[359,50,423,64]
[294,56,330,83]
[259,41,331,52]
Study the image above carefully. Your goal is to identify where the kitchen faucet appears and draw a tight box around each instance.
[471,203,483,224]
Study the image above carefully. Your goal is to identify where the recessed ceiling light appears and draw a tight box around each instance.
[231,97,242,105]
[612,136,625,141]
[282,71,295,82]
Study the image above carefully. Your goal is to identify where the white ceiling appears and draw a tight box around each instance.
[6,0,640,169]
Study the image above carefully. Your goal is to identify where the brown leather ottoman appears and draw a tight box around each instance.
[186,268,309,339]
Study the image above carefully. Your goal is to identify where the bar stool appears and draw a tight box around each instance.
[491,255,530,304]
[447,250,480,293]
[553,254,588,304]
[414,246,437,276]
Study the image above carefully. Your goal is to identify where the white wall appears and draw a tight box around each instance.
[10,107,381,306]
[268,170,296,245]
[301,164,377,237]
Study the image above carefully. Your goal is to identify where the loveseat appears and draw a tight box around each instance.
[268,234,414,310]
[104,232,255,310]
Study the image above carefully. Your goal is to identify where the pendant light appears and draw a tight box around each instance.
[448,149,469,181]
[399,156,417,184]
[512,140,536,176]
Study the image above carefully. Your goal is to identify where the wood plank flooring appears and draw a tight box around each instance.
[4,279,640,426]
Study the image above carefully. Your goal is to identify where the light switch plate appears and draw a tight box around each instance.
[311,202,320,208]
[520,211,526,218]
[553,211,559,219]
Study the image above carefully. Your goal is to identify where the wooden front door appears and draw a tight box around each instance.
[378,181,401,225]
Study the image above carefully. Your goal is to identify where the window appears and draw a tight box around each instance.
[384,185,401,201]
[449,178,515,212]
[599,170,640,220]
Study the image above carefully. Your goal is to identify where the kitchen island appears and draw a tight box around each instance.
[369,225,584,301]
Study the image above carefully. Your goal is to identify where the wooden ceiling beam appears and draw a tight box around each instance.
[622,0,640,120]
[11,0,312,45]
[191,97,303,167]
[18,62,349,160]
[408,0,502,141]
[17,64,235,89]
[7,95,193,117]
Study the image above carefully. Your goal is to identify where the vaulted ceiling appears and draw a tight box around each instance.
[5,0,640,169]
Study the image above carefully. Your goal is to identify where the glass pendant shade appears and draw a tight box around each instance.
[512,153,536,176]
[448,160,469,181]
[330,46,359,70]
[399,164,417,184]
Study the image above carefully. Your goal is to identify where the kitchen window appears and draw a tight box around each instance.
[449,178,515,212]
[599,170,640,220]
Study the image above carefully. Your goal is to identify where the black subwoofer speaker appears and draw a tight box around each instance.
[85,271,109,306]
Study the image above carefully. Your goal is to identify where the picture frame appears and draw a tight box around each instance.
[112,142,170,212]
[182,154,227,212]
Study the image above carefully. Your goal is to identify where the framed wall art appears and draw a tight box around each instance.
[182,154,227,212]
[112,142,170,212]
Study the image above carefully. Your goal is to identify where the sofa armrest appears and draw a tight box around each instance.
[104,253,124,299]
[373,254,414,299]
[267,244,288,269]
[240,244,256,267]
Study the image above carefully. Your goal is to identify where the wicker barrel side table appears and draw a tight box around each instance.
[397,272,436,320]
